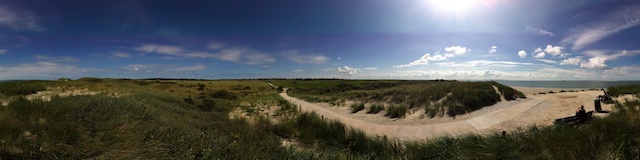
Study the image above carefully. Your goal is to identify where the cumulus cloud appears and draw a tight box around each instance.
[0,5,44,31]
[489,46,497,54]
[533,51,545,59]
[338,66,359,76]
[562,5,640,50]
[518,50,526,58]
[0,49,7,55]
[580,57,607,69]
[543,45,566,58]
[526,26,554,36]
[444,46,470,55]
[113,51,131,58]
[282,50,329,64]
[559,56,583,65]
[394,46,469,68]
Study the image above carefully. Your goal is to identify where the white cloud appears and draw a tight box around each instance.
[0,62,97,80]
[214,48,275,64]
[584,49,640,60]
[282,50,329,64]
[489,46,497,54]
[34,55,78,62]
[113,51,131,58]
[562,5,640,50]
[536,59,557,64]
[208,42,226,50]
[580,57,607,69]
[543,45,565,57]
[122,64,205,73]
[135,44,275,64]
[338,66,359,76]
[444,46,470,55]
[533,52,545,59]
[604,67,626,76]
[526,26,554,36]
[394,46,469,68]
[559,56,583,65]
[363,67,377,71]
[0,6,44,31]
[134,44,184,55]
[0,49,7,55]
[518,50,526,58]
[291,69,305,73]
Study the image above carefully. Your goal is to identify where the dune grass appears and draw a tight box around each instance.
[281,80,524,117]
[1,79,639,159]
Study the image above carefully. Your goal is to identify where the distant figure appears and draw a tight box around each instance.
[576,105,587,123]
[575,105,586,116]
[501,131,507,138]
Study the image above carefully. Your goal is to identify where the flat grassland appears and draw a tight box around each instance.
[1,79,639,159]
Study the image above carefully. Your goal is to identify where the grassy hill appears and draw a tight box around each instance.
[0,79,638,159]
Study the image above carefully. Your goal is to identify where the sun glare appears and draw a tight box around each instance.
[428,0,477,14]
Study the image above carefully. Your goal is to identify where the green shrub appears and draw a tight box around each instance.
[350,103,365,113]
[386,105,407,118]
[0,81,47,96]
[367,104,384,114]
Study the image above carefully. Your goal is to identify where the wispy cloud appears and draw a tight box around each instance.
[363,67,377,71]
[0,49,7,55]
[0,62,97,80]
[134,43,275,64]
[536,59,557,64]
[525,26,554,36]
[113,51,131,58]
[584,49,640,60]
[394,46,469,68]
[338,66,359,76]
[34,55,78,62]
[135,44,184,55]
[489,46,497,54]
[559,56,583,65]
[0,5,44,31]
[517,50,526,58]
[122,64,205,73]
[562,5,640,50]
[291,69,305,73]
[282,50,329,64]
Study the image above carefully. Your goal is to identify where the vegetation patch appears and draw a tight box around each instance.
[350,103,365,113]
[367,104,384,114]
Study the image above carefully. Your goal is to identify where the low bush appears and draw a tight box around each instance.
[367,104,384,114]
[0,81,47,96]
[386,105,407,118]
[350,103,365,113]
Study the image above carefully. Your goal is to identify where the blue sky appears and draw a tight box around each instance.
[0,0,639,80]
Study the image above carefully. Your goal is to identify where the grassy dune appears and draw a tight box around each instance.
[1,79,639,159]
[273,80,526,117]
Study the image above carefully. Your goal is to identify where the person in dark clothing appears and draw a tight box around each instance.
[575,105,587,122]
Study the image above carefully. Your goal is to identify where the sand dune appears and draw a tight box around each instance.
[281,87,614,140]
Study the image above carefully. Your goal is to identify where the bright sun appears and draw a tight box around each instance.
[428,0,477,14]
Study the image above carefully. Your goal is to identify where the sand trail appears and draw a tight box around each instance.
[280,89,564,140]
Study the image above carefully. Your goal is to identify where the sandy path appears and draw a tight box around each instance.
[281,91,550,140]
